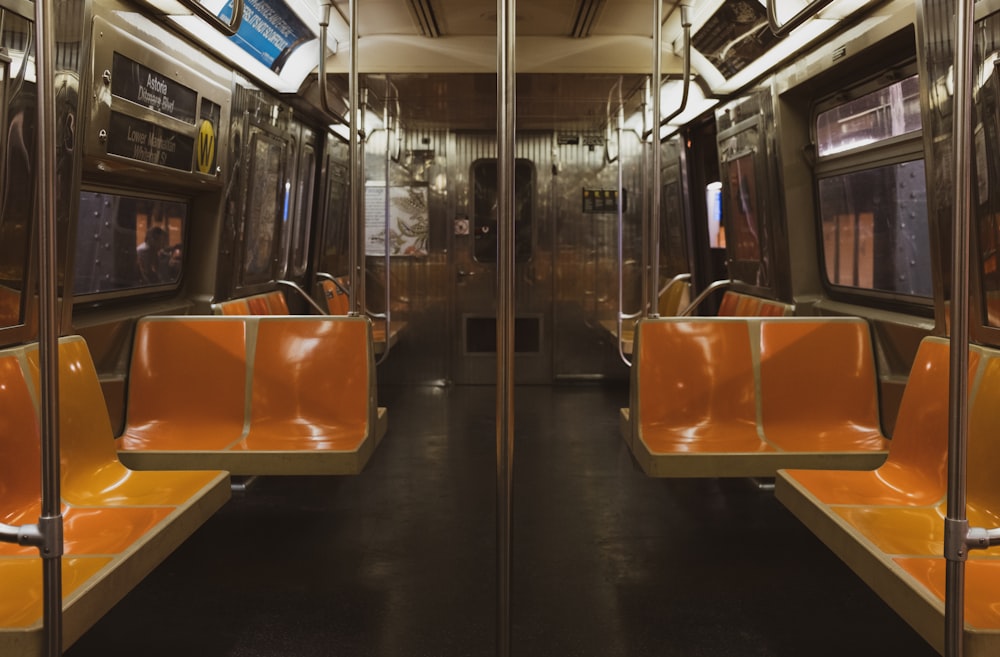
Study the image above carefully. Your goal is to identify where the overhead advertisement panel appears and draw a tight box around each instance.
[214,0,311,72]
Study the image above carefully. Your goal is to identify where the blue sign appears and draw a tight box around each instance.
[218,0,310,72]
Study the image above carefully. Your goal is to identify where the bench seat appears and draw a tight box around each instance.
[0,337,229,654]
[622,317,888,478]
[117,315,388,475]
[776,337,1000,655]
[318,277,404,355]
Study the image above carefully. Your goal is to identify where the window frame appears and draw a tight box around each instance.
[811,63,934,312]
[70,185,191,304]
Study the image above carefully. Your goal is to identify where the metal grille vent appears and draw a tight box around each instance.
[406,0,442,38]
[571,0,606,38]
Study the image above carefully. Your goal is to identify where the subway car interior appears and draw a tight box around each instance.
[1,0,999,654]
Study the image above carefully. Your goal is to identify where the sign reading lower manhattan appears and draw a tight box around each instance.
[111,52,198,124]
[107,111,195,171]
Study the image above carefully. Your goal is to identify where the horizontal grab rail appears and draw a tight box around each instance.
[277,280,330,316]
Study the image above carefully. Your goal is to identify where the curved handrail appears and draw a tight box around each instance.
[766,0,836,38]
[659,5,691,130]
[679,278,735,316]
[179,0,244,37]
[318,0,348,125]
[658,272,692,300]
[277,280,330,315]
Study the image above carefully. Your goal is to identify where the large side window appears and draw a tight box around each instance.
[73,191,187,298]
[813,72,931,299]
[240,130,286,286]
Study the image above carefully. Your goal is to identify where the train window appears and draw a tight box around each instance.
[320,157,349,275]
[817,161,931,296]
[816,75,921,156]
[72,191,187,297]
[290,145,316,277]
[472,158,534,263]
[0,36,29,328]
[661,176,690,273]
[241,131,286,285]
[814,69,930,300]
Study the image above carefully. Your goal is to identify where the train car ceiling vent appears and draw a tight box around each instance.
[407,0,442,37]
[571,0,606,38]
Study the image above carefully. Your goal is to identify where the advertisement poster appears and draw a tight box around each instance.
[365,185,430,257]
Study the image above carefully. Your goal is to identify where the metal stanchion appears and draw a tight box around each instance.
[496,0,515,653]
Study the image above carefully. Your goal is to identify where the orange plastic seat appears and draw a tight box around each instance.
[321,278,351,315]
[216,298,249,315]
[0,336,229,654]
[774,337,1000,655]
[234,318,375,473]
[759,320,887,454]
[624,317,887,477]
[636,319,762,454]
[118,318,248,456]
[717,291,740,315]
[117,316,387,475]
[779,338,963,507]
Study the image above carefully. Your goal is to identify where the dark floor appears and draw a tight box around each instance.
[65,384,939,657]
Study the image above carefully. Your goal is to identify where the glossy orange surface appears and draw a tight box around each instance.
[716,292,738,316]
[266,291,289,314]
[967,354,1000,529]
[218,299,250,315]
[120,320,247,452]
[637,320,765,453]
[0,353,42,524]
[28,336,225,505]
[894,558,1000,629]
[757,300,789,316]
[239,317,369,451]
[834,505,945,555]
[321,278,350,315]
[784,338,969,505]
[759,320,887,452]
[0,557,110,627]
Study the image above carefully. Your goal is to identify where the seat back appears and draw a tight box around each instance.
[759,319,884,450]
[0,350,41,522]
[882,338,977,495]
[127,318,247,439]
[636,319,756,429]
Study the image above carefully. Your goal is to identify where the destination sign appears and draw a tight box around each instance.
[582,188,627,214]
[111,53,198,124]
[107,112,194,172]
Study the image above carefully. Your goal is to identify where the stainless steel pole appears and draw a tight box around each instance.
[496,0,515,652]
[649,0,663,317]
[34,0,64,652]
[944,0,974,653]
[348,0,361,315]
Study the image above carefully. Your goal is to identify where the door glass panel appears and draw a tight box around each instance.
[472,158,534,263]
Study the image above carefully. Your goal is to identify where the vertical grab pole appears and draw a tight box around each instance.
[649,0,663,317]
[496,0,515,651]
[615,91,630,366]
[34,0,64,652]
[375,76,393,365]
[944,0,975,652]
[347,0,361,316]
